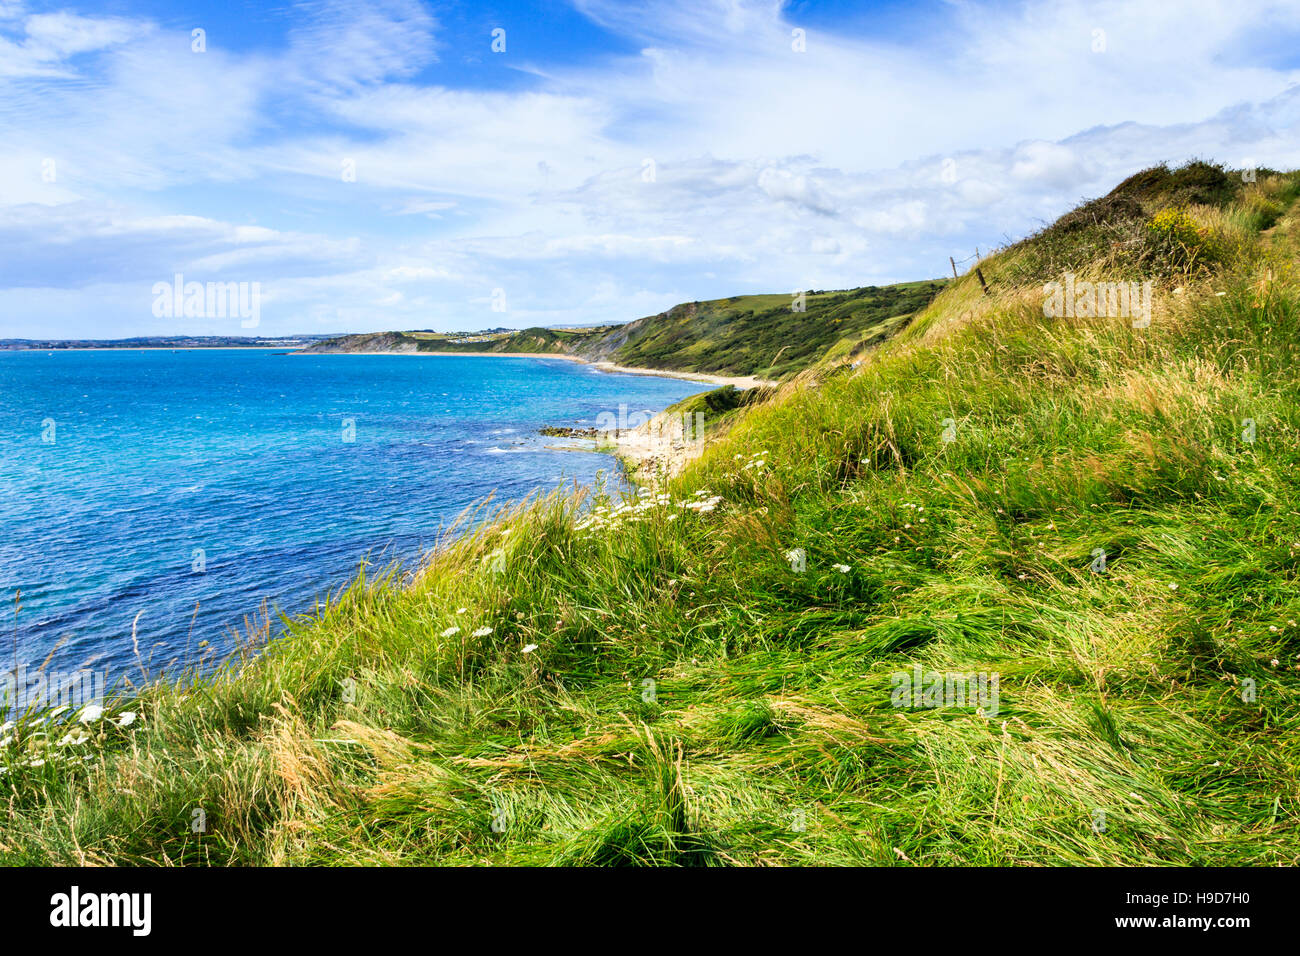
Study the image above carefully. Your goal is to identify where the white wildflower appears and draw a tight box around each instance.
[683,495,723,514]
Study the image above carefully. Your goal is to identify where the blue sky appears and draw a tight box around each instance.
[1,0,1298,338]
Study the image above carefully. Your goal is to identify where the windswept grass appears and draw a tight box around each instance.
[3,164,1299,866]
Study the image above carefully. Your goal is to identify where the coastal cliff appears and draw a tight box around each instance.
[295,280,946,381]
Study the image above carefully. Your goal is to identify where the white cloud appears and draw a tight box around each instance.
[286,0,438,94]
[0,9,139,78]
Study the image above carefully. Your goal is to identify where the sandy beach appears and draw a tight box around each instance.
[587,360,776,389]
[295,347,776,389]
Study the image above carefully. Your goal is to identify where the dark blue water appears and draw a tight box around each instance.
[0,350,705,684]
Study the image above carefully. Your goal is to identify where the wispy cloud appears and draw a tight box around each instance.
[0,7,140,78]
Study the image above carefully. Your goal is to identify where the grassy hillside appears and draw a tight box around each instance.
[4,163,1300,866]
[299,281,946,380]
[600,281,945,378]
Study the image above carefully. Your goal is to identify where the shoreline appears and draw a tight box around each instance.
[294,348,776,389]
[587,360,775,390]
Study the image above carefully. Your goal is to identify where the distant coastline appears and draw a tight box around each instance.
[5,346,296,351]
[0,334,334,351]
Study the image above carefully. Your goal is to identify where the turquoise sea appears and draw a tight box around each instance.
[0,349,705,691]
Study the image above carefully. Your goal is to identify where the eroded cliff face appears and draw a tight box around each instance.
[300,331,419,353]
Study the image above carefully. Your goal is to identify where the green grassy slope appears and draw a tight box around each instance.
[601,281,945,378]
[4,163,1299,866]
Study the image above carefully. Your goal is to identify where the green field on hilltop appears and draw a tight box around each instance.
[608,280,945,378]
[4,162,1300,866]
